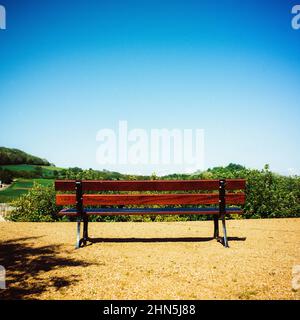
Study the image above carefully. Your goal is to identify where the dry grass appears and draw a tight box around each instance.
[0,218,299,300]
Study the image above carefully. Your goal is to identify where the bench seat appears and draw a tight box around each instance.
[58,207,243,216]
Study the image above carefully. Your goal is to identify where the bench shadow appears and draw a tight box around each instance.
[88,236,247,243]
[0,236,94,300]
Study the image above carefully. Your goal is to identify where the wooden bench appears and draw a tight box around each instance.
[55,179,246,248]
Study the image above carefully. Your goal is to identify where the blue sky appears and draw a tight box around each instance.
[0,0,300,175]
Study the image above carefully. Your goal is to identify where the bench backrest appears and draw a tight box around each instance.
[55,179,246,206]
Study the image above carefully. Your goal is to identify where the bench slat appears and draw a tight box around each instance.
[84,194,220,205]
[55,179,246,192]
[56,193,245,206]
[57,207,243,216]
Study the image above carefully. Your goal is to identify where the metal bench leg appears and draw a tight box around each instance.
[75,180,84,249]
[213,215,219,238]
[221,215,229,248]
[83,216,88,246]
[76,219,81,249]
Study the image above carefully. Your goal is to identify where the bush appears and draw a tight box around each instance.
[8,183,60,222]
[0,168,13,184]
[243,166,300,218]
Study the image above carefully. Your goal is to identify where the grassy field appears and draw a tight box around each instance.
[0,179,54,203]
[0,218,299,300]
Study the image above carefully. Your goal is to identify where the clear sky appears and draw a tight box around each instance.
[0,0,300,175]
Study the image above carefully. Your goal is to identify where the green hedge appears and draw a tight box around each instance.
[8,183,61,222]
[6,165,300,222]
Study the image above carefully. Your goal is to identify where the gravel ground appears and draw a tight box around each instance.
[0,218,299,300]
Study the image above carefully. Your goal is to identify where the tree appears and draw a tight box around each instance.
[33,166,43,178]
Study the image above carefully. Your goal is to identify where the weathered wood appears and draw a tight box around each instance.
[56,194,76,205]
[55,179,246,191]
[56,193,245,206]
[83,194,220,205]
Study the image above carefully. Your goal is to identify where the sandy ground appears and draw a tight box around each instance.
[0,218,299,300]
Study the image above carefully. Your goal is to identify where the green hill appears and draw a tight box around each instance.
[0,147,51,166]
